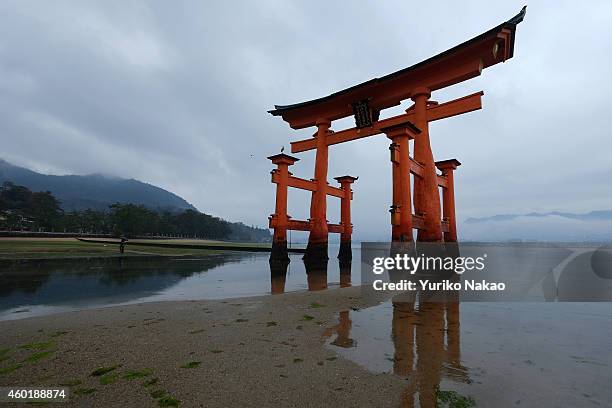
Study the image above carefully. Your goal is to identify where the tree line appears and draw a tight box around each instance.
[0,181,256,240]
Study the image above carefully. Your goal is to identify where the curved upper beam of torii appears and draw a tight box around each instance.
[268,6,526,133]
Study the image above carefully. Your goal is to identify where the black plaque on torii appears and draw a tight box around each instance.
[351,99,379,128]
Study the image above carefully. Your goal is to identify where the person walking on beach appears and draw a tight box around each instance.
[119,236,128,254]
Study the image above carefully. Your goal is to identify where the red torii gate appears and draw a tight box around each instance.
[268,8,526,261]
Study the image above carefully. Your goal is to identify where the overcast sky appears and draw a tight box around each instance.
[1,1,611,241]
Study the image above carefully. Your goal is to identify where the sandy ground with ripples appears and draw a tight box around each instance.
[0,287,405,407]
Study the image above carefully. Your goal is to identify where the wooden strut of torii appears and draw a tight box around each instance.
[267,7,526,262]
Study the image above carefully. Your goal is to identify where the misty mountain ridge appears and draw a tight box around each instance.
[461,210,612,242]
[0,159,196,213]
[465,210,612,224]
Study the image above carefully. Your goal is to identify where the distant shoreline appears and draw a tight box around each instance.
[0,237,303,261]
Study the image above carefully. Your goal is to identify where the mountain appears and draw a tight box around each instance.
[465,210,612,224]
[461,210,612,242]
[0,159,196,212]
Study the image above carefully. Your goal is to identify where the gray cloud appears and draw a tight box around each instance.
[1,1,611,241]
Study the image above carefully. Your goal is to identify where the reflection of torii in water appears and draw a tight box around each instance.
[323,283,470,408]
[269,257,352,294]
[392,295,468,408]
[322,310,355,349]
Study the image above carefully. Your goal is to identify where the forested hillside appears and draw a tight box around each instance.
[0,182,270,242]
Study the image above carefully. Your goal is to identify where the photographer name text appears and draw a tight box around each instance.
[372,279,505,292]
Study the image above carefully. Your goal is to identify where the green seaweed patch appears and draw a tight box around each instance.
[293,358,303,363]
[19,341,54,351]
[302,315,314,321]
[266,321,278,327]
[50,331,69,338]
[143,377,159,387]
[235,318,249,323]
[436,388,476,408]
[209,349,223,354]
[0,363,23,375]
[123,368,153,380]
[325,356,337,361]
[181,361,201,369]
[25,351,53,363]
[100,372,119,385]
[0,349,10,362]
[309,302,325,308]
[90,364,121,377]
[73,387,96,396]
[59,379,82,387]
[150,389,167,398]
[158,396,181,407]
[188,329,205,334]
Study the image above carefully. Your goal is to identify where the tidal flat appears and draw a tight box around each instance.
[0,286,610,407]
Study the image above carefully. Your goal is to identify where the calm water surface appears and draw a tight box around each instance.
[0,251,358,320]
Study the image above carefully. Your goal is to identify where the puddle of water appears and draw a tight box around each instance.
[0,250,359,320]
[324,300,612,407]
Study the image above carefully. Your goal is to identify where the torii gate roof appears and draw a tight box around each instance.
[269,7,526,129]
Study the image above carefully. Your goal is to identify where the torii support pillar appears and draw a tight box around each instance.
[435,159,461,242]
[382,121,420,242]
[411,87,443,242]
[268,153,299,261]
[334,175,358,261]
[305,119,332,262]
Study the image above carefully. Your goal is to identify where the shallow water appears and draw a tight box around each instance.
[1,243,611,321]
[0,251,358,320]
[2,248,612,406]
[324,300,612,407]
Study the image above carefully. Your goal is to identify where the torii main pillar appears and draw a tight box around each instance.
[305,119,332,261]
[411,87,443,242]
[382,121,420,242]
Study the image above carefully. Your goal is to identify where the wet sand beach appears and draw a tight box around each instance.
[1,286,611,407]
[0,287,407,407]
